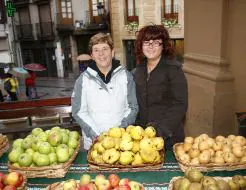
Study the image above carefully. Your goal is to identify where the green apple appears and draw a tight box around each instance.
[12,139,23,148]
[48,152,57,164]
[45,129,51,135]
[80,174,91,185]
[61,132,69,144]
[37,132,48,142]
[56,144,69,163]
[51,126,61,132]
[48,131,62,146]
[32,152,40,164]
[8,149,22,163]
[21,138,32,149]
[25,148,35,157]
[69,131,79,140]
[13,146,24,154]
[32,127,43,136]
[35,153,50,166]
[18,153,32,167]
[68,147,75,157]
[68,138,78,149]
[31,139,42,151]
[38,142,51,154]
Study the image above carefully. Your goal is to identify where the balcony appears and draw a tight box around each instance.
[15,24,34,41]
[36,22,54,40]
[56,13,74,32]
[12,0,29,6]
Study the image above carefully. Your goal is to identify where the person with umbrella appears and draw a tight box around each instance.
[25,70,38,100]
[4,73,19,101]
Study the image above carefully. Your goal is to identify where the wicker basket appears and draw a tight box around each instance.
[87,148,165,171]
[17,175,27,190]
[46,180,144,190]
[173,143,246,172]
[8,137,81,178]
[0,134,9,157]
[168,176,234,190]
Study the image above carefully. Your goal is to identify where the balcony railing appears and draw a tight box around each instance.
[163,4,179,20]
[36,22,54,40]
[13,0,29,6]
[15,24,34,40]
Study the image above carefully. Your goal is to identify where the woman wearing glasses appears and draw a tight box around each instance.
[72,33,138,150]
[134,25,188,150]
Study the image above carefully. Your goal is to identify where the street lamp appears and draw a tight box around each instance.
[97,2,104,15]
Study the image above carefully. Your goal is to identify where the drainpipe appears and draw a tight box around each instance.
[55,41,64,78]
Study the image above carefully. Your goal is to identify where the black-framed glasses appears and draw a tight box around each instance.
[142,40,163,47]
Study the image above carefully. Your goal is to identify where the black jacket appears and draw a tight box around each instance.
[134,56,188,149]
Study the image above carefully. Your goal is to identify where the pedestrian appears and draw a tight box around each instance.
[72,33,139,150]
[4,73,19,101]
[133,24,188,150]
[25,70,38,99]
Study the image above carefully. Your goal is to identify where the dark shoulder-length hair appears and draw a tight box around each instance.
[135,24,175,64]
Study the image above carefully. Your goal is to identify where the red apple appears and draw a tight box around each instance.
[3,185,16,190]
[114,184,131,190]
[86,183,97,190]
[79,184,90,190]
[108,174,120,188]
[95,174,106,187]
[4,172,23,187]
[96,179,110,190]
[0,181,5,189]
[0,172,5,183]
[119,178,130,186]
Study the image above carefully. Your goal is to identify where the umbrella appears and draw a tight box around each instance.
[23,63,47,71]
[7,67,30,78]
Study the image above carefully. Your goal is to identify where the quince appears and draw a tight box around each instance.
[120,127,126,133]
[108,127,122,138]
[139,138,153,150]
[130,126,144,140]
[97,142,106,154]
[144,126,156,138]
[126,125,135,133]
[90,149,98,161]
[94,155,104,164]
[132,141,140,153]
[98,132,108,142]
[119,151,134,165]
[120,139,134,151]
[132,152,143,165]
[102,148,120,164]
[114,138,121,150]
[102,136,115,149]
[121,133,132,142]
[140,148,158,163]
[152,137,164,151]
[154,151,161,163]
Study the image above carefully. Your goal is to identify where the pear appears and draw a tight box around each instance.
[178,178,191,190]
[173,177,183,190]
[203,184,219,190]
[201,176,217,188]
[232,175,246,189]
[216,179,230,190]
[187,168,203,183]
[187,182,202,190]
[228,180,240,190]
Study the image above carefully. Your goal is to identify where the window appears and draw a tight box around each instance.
[125,0,139,23]
[89,0,106,24]
[0,0,6,24]
[163,0,178,20]
[61,0,72,19]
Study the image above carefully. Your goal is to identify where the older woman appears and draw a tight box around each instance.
[72,33,138,150]
[134,25,188,150]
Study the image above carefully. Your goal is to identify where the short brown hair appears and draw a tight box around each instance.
[88,33,114,54]
[135,25,175,64]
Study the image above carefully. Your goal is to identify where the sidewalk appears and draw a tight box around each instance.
[17,74,78,101]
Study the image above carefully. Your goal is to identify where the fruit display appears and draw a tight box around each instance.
[8,126,80,178]
[168,167,246,190]
[173,134,246,171]
[87,125,165,169]
[0,171,27,190]
[46,173,144,190]
[0,134,9,158]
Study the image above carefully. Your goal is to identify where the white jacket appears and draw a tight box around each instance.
[71,61,138,149]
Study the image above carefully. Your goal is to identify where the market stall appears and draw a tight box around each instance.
[0,150,245,189]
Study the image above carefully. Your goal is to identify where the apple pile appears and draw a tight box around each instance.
[89,125,164,166]
[175,134,246,165]
[173,167,246,190]
[0,171,25,190]
[62,173,143,190]
[8,126,80,167]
